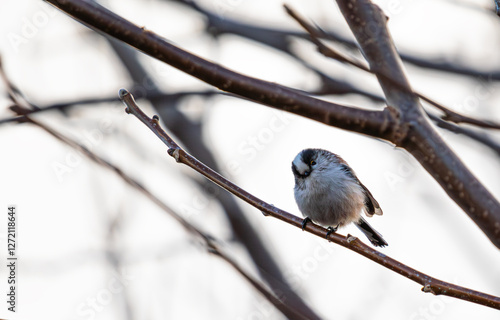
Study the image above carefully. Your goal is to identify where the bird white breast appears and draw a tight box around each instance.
[294,162,365,227]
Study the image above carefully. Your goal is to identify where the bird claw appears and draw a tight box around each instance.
[301,217,311,231]
[326,225,339,238]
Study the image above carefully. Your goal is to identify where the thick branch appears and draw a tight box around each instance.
[120,89,500,310]
[0,59,310,319]
[285,5,500,130]
[285,5,500,158]
[172,0,500,82]
[43,0,394,140]
[8,104,307,320]
[285,5,500,157]
[334,0,500,248]
[106,38,320,319]
[43,0,500,246]
[170,0,384,101]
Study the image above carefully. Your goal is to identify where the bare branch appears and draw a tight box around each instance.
[428,113,500,156]
[419,95,500,130]
[105,38,320,319]
[0,58,312,319]
[171,0,500,82]
[27,113,304,319]
[43,0,395,140]
[0,90,219,126]
[284,5,500,130]
[333,0,500,248]
[43,0,500,247]
[169,0,384,101]
[284,4,500,156]
[173,1,500,132]
[120,88,500,310]
[4,107,308,320]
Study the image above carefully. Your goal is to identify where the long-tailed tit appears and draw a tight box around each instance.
[292,148,388,247]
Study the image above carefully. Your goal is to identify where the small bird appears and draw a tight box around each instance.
[292,148,388,247]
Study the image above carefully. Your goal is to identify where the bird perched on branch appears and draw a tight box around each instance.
[292,148,388,247]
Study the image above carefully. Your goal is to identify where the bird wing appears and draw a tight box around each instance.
[338,162,383,217]
[358,180,383,216]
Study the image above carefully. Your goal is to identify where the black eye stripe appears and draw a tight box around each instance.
[301,149,316,164]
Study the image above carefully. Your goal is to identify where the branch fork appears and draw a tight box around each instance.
[120,88,500,310]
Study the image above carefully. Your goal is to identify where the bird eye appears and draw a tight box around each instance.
[304,171,310,176]
[310,160,316,166]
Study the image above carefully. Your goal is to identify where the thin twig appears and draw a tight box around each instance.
[43,0,394,139]
[171,0,500,81]
[29,113,304,318]
[120,88,500,310]
[167,0,500,148]
[0,64,309,320]
[285,4,500,155]
[0,90,219,126]
[8,106,308,320]
[169,0,384,101]
[105,38,321,319]
[332,0,500,248]
[284,5,500,130]
[43,0,500,249]
[428,113,500,156]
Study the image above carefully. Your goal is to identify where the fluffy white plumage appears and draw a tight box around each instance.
[292,148,387,247]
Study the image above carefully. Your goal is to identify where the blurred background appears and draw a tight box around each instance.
[1,0,500,319]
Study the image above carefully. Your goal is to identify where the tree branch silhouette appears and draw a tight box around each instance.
[0,58,313,319]
[43,0,394,137]
[428,113,500,156]
[105,37,320,319]
[334,0,500,248]
[170,0,500,81]
[168,0,386,101]
[19,110,306,319]
[284,4,500,156]
[171,0,500,139]
[284,5,500,131]
[0,90,220,126]
[120,88,500,310]
[44,0,500,248]
[2,96,309,320]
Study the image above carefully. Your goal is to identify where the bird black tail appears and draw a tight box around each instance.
[355,217,388,247]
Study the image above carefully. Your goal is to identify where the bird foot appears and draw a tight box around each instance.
[326,225,339,239]
[301,217,311,231]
